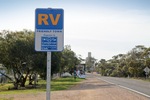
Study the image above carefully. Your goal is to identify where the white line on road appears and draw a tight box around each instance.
[97,77,115,85]
[97,77,150,98]
[118,85,150,98]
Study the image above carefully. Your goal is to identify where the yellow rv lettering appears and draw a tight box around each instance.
[38,14,49,25]
[49,14,60,25]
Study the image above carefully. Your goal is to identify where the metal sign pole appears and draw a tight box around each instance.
[145,72,148,79]
[46,52,51,100]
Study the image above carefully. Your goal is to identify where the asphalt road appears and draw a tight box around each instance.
[94,75,150,98]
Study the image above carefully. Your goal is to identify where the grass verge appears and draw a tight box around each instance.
[0,77,84,95]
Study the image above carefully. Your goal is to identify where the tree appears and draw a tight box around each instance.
[98,59,107,76]
[59,45,80,76]
[0,30,47,88]
[104,45,147,78]
[0,30,82,89]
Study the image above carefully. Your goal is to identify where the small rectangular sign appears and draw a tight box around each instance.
[41,37,57,50]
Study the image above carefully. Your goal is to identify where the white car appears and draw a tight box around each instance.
[61,72,72,77]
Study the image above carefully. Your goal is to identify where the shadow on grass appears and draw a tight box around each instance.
[0,77,84,94]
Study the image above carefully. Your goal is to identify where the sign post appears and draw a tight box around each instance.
[144,67,150,79]
[35,8,64,100]
[46,52,51,100]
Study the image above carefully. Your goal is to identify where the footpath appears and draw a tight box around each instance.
[0,74,149,100]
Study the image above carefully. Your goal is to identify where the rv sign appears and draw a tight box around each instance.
[35,8,64,52]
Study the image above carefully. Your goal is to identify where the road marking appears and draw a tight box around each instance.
[118,85,150,98]
[97,77,150,98]
[97,77,115,85]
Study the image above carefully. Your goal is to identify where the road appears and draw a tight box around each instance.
[97,75,150,98]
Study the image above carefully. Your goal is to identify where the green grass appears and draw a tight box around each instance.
[0,77,84,95]
[51,77,84,91]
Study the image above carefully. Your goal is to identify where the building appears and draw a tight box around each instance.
[85,52,97,72]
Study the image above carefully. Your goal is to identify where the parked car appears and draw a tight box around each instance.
[61,72,72,78]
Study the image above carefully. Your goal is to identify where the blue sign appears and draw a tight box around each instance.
[41,37,57,50]
[35,8,64,52]
[35,8,64,29]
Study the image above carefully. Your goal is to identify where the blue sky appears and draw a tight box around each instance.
[0,0,150,60]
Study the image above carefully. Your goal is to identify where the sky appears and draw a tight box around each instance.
[0,0,150,60]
